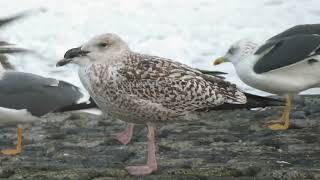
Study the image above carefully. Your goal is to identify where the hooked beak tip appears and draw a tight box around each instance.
[58,46,89,67]
[56,58,71,67]
[64,46,89,59]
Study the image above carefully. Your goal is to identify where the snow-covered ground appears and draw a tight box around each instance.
[1,0,320,98]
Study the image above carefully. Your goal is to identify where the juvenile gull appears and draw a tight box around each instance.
[55,69,230,145]
[0,49,85,155]
[57,33,282,176]
[214,24,320,130]
[57,70,230,145]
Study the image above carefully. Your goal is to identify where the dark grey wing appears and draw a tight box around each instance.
[253,34,320,74]
[268,24,320,41]
[256,24,320,54]
[0,10,34,28]
[0,72,83,116]
[0,11,32,54]
[254,39,283,55]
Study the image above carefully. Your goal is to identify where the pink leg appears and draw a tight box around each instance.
[112,123,134,145]
[125,124,157,176]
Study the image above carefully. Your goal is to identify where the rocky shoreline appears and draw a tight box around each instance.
[0,95,319,179]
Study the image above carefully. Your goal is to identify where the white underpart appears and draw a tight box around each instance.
[0,107,40,126]
[0,63,4,72]
[233,44,320,95]
[0,61,6,79]
[78,64,93,96]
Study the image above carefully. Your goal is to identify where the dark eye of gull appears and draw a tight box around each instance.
[228,46,236,54]
[98,42,108,48]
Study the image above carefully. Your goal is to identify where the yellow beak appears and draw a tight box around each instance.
[213,57,226,65]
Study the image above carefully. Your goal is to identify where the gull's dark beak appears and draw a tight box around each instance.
[56,47,89,67]
[64,46,89,59]
[56,58,72,67]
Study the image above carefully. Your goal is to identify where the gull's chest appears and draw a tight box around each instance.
[80,63,122,98]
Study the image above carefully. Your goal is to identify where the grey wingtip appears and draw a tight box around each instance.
[0,8,45,28]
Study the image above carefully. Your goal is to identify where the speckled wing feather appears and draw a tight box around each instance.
[117,53,246,113]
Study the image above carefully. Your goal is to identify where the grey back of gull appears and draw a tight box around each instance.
[268,24,320,41]
[254,34,320,74]
[0,71,83,116]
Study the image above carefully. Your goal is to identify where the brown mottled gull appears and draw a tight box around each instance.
[57,33,282,176]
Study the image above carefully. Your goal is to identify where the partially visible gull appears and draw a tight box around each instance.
[57,33,282,176]
[0,12,87,155]
[0,9,42,28]
[0,41,28,54]
[0,45,84,155]
[214,24,320,130]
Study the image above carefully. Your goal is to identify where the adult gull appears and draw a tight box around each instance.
[0,47,84,155]
[0,12,87,155]
[214,24,320,130]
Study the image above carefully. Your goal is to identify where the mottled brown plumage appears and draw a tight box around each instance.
[79,50,246,124]
[57,33,281,176]
[119,53,246,111]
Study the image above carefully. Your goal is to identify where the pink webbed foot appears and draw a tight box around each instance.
[111,123,134,145]
[125,165,157,176]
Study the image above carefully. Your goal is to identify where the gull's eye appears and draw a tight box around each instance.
[98,42,108,48]
[228,46,236,54]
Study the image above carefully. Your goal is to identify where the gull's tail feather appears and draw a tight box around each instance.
[207,93,283,111]
[243,92,284,108]
[54,98,98,112]
[198,69,227,79]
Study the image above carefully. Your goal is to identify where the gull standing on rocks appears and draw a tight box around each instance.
[57,33,282,176]
[0,43,85,155]
[0,12,87,155]
[214,24,320,130]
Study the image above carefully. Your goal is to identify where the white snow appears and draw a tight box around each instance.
[1,0,320,97]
